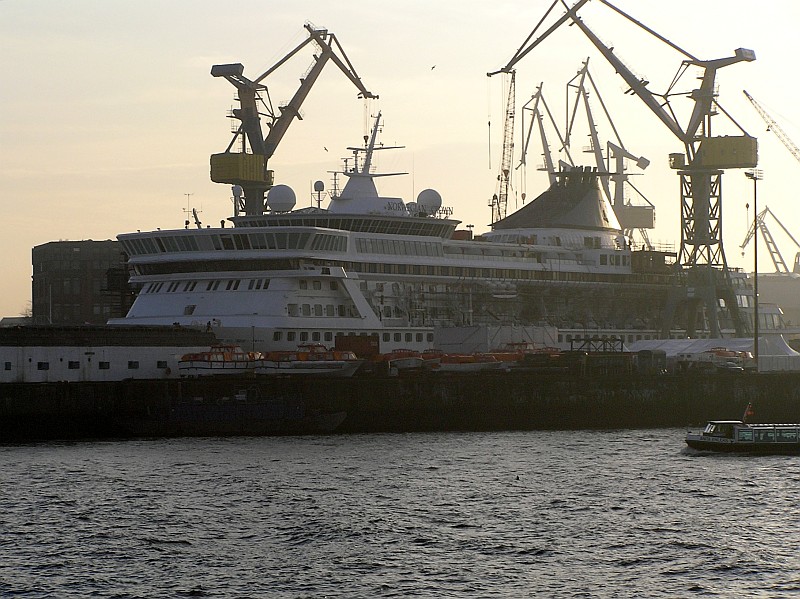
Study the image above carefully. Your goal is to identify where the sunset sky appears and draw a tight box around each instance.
[2,0,799,317]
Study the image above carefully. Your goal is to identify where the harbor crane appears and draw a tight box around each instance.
[490,0,758,337]
[744,90,800,164]
[210,24,376,216]
[741,206,800,274]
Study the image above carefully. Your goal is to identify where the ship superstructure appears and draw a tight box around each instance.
[111,109,693,352]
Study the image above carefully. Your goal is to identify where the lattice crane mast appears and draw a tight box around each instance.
[744,90,800,164]
[210,24,377,216]
[491,71,516,224]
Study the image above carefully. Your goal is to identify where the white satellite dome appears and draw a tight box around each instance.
[267,184,296,213]
[416,189,442,216]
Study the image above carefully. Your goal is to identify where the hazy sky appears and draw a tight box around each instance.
[2,1,799,318]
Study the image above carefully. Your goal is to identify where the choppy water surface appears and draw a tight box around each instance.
[2,429,800,597]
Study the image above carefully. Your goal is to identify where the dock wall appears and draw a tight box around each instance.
[1,371,799,441]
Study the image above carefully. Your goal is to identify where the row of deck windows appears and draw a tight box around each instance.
[143,279,270,294]
[272,331,434,343]
[8,360,170,371]
[355,238,444,258]
[122,231,346,256]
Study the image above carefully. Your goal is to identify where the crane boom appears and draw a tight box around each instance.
[743,90,800,163]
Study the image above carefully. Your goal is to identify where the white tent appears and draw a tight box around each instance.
[627,336,800,371]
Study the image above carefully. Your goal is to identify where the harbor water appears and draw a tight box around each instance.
[2,429,799,597]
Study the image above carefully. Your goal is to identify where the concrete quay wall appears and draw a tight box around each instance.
[1,371,799,441]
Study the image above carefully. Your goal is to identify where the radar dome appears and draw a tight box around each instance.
[267,184,296,213]
[416,189,442,216]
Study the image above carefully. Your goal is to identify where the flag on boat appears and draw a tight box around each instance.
[743,402,754,423]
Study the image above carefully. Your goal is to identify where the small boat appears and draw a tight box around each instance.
[431,353,507,373]
[257,344,363,377]
[375,349,425,371]
[685,403,800,454]
[179,344,264,376]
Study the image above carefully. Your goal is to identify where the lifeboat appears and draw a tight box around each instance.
[179,344,264,376]
[432,353,506,373]
[257,344,363,377]
[374,349,425,371]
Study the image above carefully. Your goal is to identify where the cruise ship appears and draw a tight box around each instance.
[109,111,703,353]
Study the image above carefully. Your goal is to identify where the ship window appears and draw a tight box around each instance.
[313,281,321,290]
[330,281,338,290]
[37,362,50,371]
[300,332,309,342]
[99,362,110,370]
[287,304,298,316]
[405,333,413,342]
[128,361,139,369]
[157,361,168,369]
[273,332,282,341]
[300,280,308,290]
[383,306,392,318]
[383,333,390,342]
[416,333,423,342]
[737,429,754,441]
[600,255,608,265]
[755,429,775,442]
[4,362,10,370]
[314,304,323,316]
[287,332,296,342]
[394,333,401,342]
[248,279,256,290]
[777,429,798,442]
[68,361,80,369]
[427,333,434,342]
[324,332,332,342]
[338,305,346,317]
[326,305,335,317]
[302,304,311,316]
[312,332,321,341]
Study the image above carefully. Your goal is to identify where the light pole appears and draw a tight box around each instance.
[745,169,763,371]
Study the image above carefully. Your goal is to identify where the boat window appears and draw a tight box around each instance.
[777,428,798,442]
[4,362,11,371]
[737,428,754,441]
[128,361,139,369]
[313,281,322,290]
[183,305,196,316]
[314,305,323,316]
[312,332,321,341]
[273,332,282,341]
[394,333,401,342]
[302,304,311,316]
[326,305,335,317]
[405,333,413,342]
[383,333,391,342]
[37,362,50,371]
[324,332,333,342]
[300,332,309,342]
[416,333,423,343]
[287,332,296,342]
[427,333,434,342]
[299,280,308,290]
[99,362,110,370]
[157,361,168,369]
[755,429,776,442]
